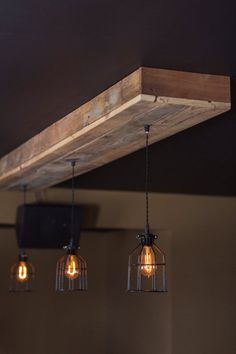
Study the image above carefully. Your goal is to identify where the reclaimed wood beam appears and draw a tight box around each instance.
[0,67,231,190]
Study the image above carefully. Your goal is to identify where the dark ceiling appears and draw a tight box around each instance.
[0,0,235,196]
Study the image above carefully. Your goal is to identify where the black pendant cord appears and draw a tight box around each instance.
[70,161,76,249]
[19,185,27,258]
[144,125,150,235]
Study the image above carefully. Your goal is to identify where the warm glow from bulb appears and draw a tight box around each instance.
[65,255,79,280]
[140,246,156,277]
[16,261,28,282]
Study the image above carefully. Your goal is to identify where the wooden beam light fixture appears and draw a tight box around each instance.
[0,67,230,190]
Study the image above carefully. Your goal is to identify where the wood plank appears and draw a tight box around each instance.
[0,67,230,190]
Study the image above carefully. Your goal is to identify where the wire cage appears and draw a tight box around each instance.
[55,247,87,292]
[127,233,167,292]
[10,253,35,292]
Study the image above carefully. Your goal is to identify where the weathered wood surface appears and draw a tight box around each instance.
[0,67,230,190]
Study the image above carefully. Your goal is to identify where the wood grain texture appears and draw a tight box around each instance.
[0,67,230,190]
[142,67,231,103]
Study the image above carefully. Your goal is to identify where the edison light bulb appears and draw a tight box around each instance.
[140,245,156,277]
[16,261,28,282]
[65,255,79,280]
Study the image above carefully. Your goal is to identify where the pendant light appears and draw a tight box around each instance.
[127,125,167,292]
[55,160,88,292]
[10,186,35,292]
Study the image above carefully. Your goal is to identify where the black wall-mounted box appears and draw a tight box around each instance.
[16,204,82,249]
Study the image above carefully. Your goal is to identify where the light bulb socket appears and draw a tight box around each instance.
[137,232,157,246]
[63,245,77,255]
[18,253,28,262]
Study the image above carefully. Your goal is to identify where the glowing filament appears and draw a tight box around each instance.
[16,261,28,282]
[65,255,79,280]
[140,246,156,277]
